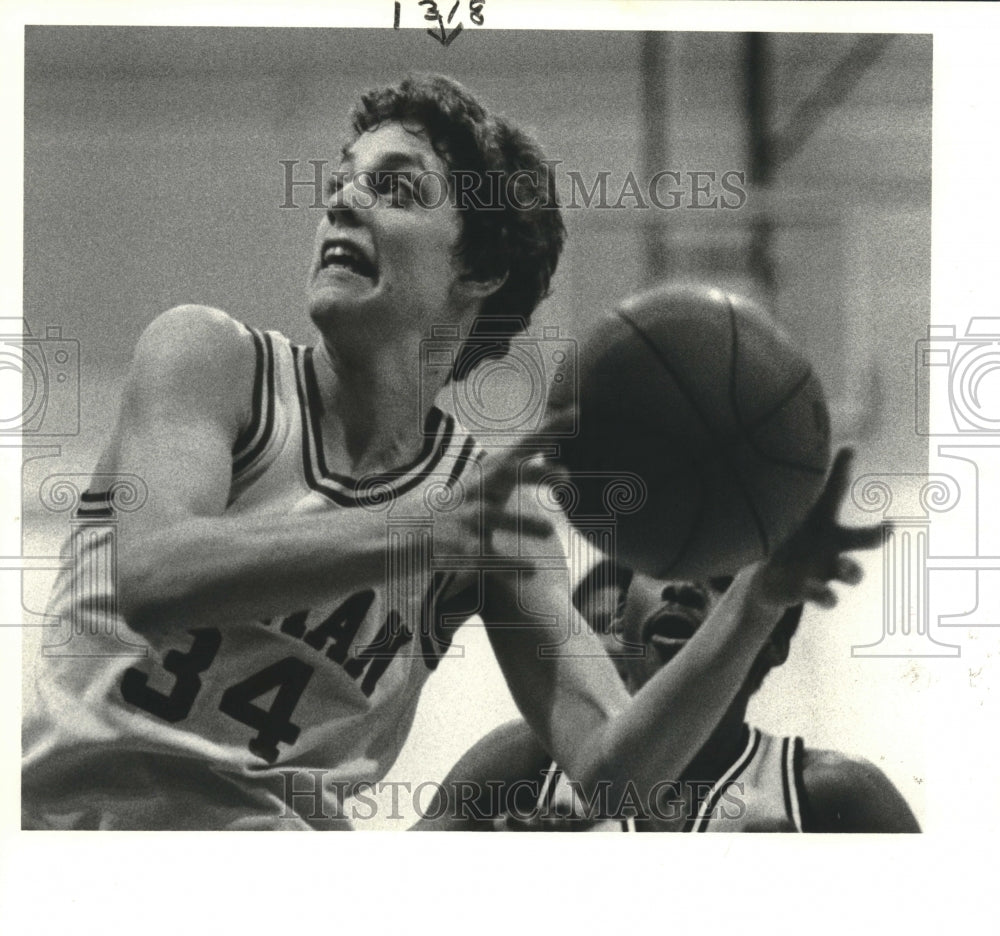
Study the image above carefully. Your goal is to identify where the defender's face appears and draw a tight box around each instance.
[598,574,730,693]
[308,122,467,339]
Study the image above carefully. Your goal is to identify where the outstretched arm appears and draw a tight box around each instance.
[484,449,883,801]
[801,749,921,832]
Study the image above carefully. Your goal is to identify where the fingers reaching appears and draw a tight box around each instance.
[760,445,889,610]
[837,522,884,552]
[802,581,837,609]
[812,446,855,519]
[833,555,864,586]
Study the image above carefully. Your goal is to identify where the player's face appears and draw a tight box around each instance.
[606,574,731,693]
[307,121,468,342]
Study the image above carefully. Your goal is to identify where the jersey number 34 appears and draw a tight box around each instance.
[120,628,314,764]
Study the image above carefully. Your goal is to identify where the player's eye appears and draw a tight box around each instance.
[374,171,414,206]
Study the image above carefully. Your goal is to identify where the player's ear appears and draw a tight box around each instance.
[454,268,508,302]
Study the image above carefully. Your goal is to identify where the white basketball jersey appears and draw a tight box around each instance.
[689,727,804,832]
[22,325,484,830]
[537,727,804,832]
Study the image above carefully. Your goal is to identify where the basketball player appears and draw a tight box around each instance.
[22,74,881,829]
[413,564,920,832]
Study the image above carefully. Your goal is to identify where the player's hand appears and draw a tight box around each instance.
[755,447,882,610]
[405,445,554,561]
[477,447,560,559]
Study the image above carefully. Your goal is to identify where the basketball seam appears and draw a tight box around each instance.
[745,366,813,432]
[741,364,829,474]
[616,301,770,559]
[725,297,772,555]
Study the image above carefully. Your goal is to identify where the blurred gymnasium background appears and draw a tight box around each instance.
[19,27,930,829]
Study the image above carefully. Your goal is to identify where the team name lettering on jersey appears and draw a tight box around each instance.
[265,570,469,695]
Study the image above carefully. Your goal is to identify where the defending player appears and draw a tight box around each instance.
[413,564,920,832]
[22,74,880,829]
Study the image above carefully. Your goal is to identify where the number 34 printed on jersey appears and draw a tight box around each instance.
[121,628,313,764]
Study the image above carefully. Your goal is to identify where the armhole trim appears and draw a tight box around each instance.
[232,325,276,474]
[789,736,807,832]
[691,726,761,832]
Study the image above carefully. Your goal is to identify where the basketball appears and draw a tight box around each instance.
[555,283,832,578]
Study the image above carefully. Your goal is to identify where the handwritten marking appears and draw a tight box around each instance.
[396,0,486,47]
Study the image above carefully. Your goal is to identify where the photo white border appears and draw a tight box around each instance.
[2,2,997,932]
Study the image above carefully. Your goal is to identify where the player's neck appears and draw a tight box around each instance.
[681,699,751,785]
[311,335,447,476]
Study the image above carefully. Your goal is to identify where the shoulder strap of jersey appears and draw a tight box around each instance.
[538,760,561,811]
[786,736,806,832]
[232,324,277,474]
[689,725,762,832]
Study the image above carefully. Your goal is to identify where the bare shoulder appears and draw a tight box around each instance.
[132,304,254,373]
[123,305,256,420]
[96,304,260,482]
[800,747,920,833]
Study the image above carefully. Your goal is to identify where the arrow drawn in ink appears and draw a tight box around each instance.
[427,20,463,46]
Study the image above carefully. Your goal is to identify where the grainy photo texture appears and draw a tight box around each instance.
[16,21,941,836]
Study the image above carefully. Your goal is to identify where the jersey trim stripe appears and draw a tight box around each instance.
[291,345,460,507]
[232,326,276,474]
[301,345,446,487]
[445,436,477,489]
[691,725,761,832]
[788,736,805,832]
[539,761,561,809]
[780,737,794,824]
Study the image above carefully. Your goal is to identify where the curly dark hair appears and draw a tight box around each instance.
[350,74,566,372]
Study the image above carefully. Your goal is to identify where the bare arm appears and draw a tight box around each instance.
[484,449,882,800]
[108,306,468,633]
[801,749,921,832]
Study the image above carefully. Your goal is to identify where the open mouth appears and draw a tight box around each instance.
[641,608,701,664]
[320,240,378,281]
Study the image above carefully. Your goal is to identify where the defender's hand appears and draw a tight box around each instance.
[756,447,883,610]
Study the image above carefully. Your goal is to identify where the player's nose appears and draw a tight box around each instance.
[325,176,368,226]
[659,581,708,611]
